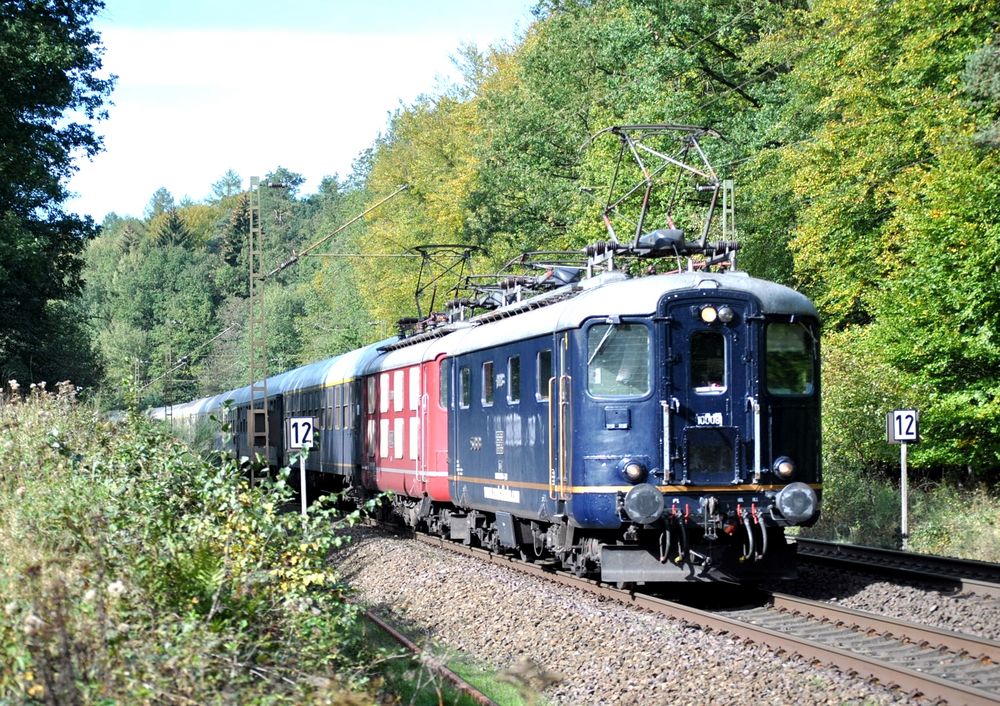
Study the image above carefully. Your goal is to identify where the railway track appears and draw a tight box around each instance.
[796,537,1000,598]
[362,606,498,706]
[414,533,1000,705]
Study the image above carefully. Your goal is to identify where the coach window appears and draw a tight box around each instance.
[766,322,815,396]
[536,349,552,401]
[587,323,650,397]
[439,359,450,409]
[691,330,726,394]
[482,361,495,406]
[460,366,471,409]
[507,356,520,404]
[393,370,405,412]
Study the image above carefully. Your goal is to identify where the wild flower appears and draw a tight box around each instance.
[26,683,45,698]
[107,580,126,599]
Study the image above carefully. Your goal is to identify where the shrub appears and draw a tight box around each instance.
[806,460,1000,560]
[0,381,378,704]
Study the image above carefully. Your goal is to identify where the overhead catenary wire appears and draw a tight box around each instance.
[140,323,241,391]
[264,183,409,279]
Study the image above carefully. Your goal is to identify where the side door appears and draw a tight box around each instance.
[546,332,572,502]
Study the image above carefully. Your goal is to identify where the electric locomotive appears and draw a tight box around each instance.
[413,236,821,584]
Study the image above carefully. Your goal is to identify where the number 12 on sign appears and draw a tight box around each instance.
[887,409,919,444]
[288,417,315,449]
[287,416,315,517]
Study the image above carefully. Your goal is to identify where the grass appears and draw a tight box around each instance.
[803,465,1000,561]
[0,383,536,705]
[357,613,545,706]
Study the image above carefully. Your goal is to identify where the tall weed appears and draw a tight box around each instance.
[0,382,377,704]
[805,462,1000,560]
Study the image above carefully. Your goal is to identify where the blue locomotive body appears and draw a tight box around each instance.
[439,270,820,582]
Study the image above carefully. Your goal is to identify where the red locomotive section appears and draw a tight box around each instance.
[364,358,449,502]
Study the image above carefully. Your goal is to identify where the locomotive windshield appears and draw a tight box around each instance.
[766,322,816,395]
[587,323,649,396]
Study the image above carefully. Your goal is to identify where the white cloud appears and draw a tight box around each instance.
[67,27,488,220]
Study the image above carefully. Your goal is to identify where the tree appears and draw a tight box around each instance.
[963,45,1000,150]
[145,187,176,219]
[150,208,193,247]
[210,169,243,201]
[0,0,114,382]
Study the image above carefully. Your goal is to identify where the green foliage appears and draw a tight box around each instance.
[72,0,1000,486]
[963,44,1000,149]
[806,467,1000,562]
[0,0,114,383]
[804,466,903,547]
[909,485,1000,561]
[150,208,194,247]
[211,169,244,201]
[748,0,995,328]
[868,147,1000,477]
[0,383,384,704]
[821,328,904,478]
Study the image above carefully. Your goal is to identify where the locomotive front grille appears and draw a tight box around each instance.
[684,426,739,484]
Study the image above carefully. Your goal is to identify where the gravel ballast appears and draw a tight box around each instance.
[332,528,963,705]
[772,563,1000,641]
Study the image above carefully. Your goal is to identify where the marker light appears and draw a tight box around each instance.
[773,456,796,480]
[618,456,647,483]
[700,306,718,323]
[623,460,647,483]
[717,306,735,323]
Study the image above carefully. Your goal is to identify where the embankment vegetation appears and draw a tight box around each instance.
[0,385,381,703]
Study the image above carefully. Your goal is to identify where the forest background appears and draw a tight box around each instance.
[4,0,1000,552]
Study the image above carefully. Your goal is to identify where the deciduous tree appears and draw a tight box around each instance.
[0,0,114,382]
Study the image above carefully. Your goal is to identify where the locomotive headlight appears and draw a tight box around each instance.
[700,306,718,323]
[624,484,664,525]
[620,458,647,483]
[776,482,818,525]
[717,305,735,323]
[773,456,796,479]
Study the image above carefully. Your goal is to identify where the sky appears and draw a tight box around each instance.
[65,0,537,221]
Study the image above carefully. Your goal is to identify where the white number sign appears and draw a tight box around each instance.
[288,416,315,449]
[887,409,919,444]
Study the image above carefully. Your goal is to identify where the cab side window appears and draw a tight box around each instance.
[587,324,650,397]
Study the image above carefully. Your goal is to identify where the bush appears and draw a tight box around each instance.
[910,485,1000,562]
[804,465,903,547]
[0,381,378,704]
[805,459,1000,560]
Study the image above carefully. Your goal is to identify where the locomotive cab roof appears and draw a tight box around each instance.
[442,269,817,356]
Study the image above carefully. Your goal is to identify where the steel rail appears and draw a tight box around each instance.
[362,607,498,706]
[796,537,1000,599]
[414,533,1000,705]
[767,592,1000,663]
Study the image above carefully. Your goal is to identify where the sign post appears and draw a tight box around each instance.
[886,409,919,550]
[287,416,315,517]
